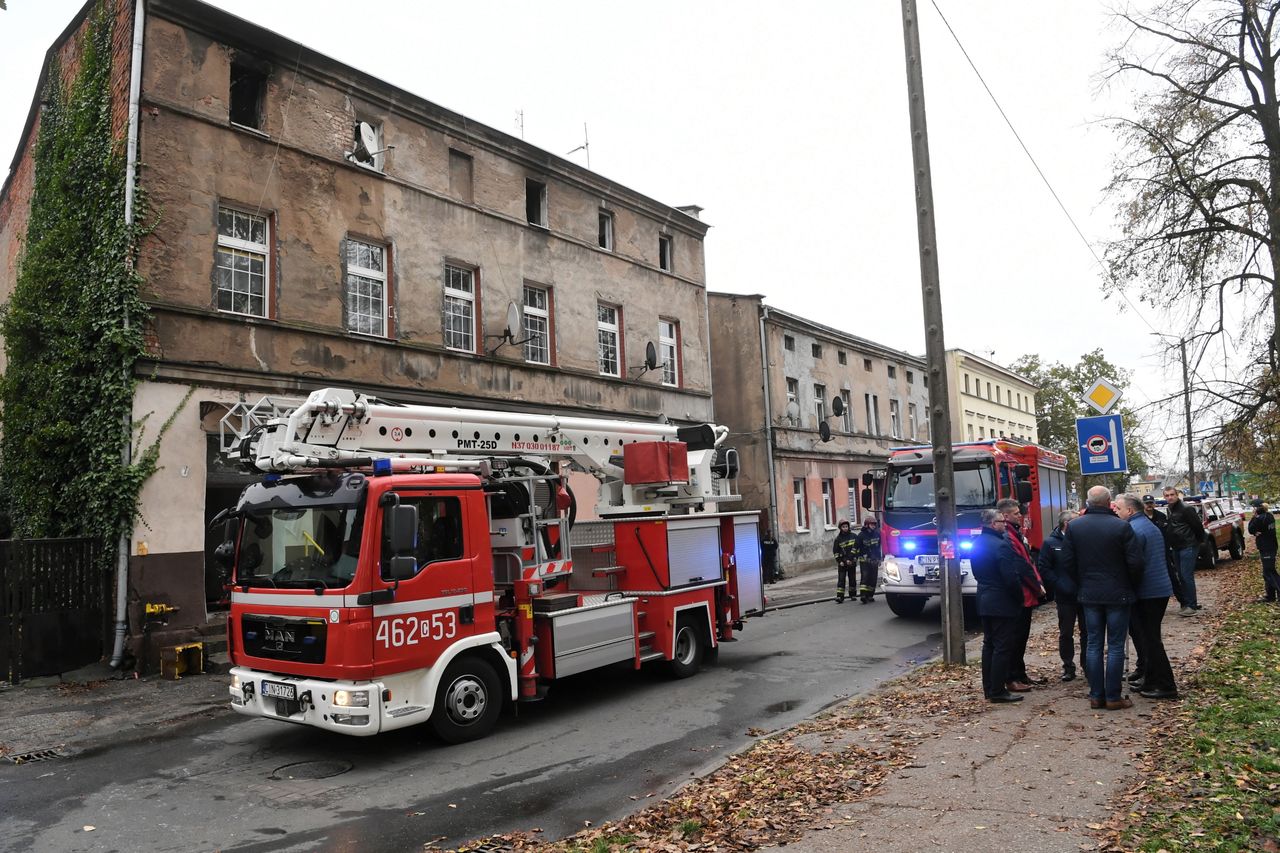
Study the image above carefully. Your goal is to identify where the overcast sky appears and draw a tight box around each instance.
[0,0,1248,471]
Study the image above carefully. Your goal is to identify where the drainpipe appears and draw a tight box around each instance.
[111,0,145,669]
[757,302,779,536]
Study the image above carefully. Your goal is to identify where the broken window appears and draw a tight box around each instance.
[229,61,266,130]
[526,178,547,226]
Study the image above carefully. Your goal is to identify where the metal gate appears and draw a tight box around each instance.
[1,538,109,684]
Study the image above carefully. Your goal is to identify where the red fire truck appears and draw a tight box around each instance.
[864,440,1069,617]
[214,388,758,741]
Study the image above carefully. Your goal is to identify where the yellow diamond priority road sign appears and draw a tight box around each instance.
[1083,378,1122,415]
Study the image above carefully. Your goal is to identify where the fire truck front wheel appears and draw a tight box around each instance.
[668,618,705,679]
[884,593,927,618]
[431,657,503,744]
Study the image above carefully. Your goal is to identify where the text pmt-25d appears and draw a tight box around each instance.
[214,388,761,741]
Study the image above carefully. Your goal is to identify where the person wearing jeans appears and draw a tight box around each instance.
[1162,487,1206,614]
[1116,493,1178,699]
[1061,486,1145,710]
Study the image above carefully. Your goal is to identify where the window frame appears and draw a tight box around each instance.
[598,209,615,251]
[522,282,554,366]
[814,383,827,424]
[229,60,266,132]
[821,479,836,528]
[793,479,809,532]
[597,302,622,377]
[784,334,795,352]
[442,262,479,353]
[526,178,548,227]
[658,234,674,272]
[658,318,680,387]
[811,343,823,359]
[215,205,272,319]
[342,236,390,338]
[889,398,902,438]
[840,389,853,432]
[448,148,474,202]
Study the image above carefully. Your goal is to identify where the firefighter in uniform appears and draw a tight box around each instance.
[855,518,882,603]
[833,520,858,603]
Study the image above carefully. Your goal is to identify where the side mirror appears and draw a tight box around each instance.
[861,472,874,486]
[1014,464,1031,480]
[384,503,419,581]
[860,488,872,510]
[1016,481,1033,504]
[214,540,236,570]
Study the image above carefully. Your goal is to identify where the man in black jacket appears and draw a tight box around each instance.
[1248,499,1279,603]
[1143,494,1187,608]
[971,508,1024,703]
[1062,486,1145,710]
[1038,510,1085,682]
[1163,487,1207,615]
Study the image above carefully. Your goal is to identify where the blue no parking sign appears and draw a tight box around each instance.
[1076,413,1128,475]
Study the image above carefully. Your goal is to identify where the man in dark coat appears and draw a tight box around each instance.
[970,508,1024,703]
[832,520,857,604]
[1248,499,1279,603]
[1143,494,1187,608]
[761,526,780,584]
[1163,487,1207,615]
[854,518,881,604]
[998,498,1048,689]
[1038,510,1085,682]
[1062,486,1145,710]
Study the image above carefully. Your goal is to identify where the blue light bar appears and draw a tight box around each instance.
[373,458,393,476]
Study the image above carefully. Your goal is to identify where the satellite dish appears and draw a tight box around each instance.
[505,301,521,339]
[644,341,658,371]
[784,401,800,422]
[352,121,380,164]
[819,422,832,442]
[831,396,845,417]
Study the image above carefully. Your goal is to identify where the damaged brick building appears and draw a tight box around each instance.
[0,0,714,649]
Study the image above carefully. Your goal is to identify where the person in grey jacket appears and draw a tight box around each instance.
[1061,486,1145,710]
[1115,494,1178,699]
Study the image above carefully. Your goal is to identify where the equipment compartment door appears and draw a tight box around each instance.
[732,516,764,614]
[666,517,722,587]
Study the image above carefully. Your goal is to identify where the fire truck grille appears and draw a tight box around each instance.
[241,614,327,664]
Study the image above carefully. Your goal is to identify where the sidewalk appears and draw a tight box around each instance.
[759,572,1224,853]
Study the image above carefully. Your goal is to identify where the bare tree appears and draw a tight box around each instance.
[1105,0,1280,472]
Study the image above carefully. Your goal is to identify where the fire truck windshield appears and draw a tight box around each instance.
[884,462,996,511]
[237,504,364,589]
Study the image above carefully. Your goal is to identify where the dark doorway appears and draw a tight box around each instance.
[204,436,256,610]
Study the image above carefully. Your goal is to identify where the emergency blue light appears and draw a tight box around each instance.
[263,474,282,483]
[373,458,393,476]
[903,540,918,552]
[960,540,974,552]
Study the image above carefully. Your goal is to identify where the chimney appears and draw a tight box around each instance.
[676,205,703,220]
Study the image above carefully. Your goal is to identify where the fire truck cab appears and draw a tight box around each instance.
[863,440,1069,617]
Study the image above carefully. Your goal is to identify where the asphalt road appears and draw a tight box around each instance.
[0,599,949,853]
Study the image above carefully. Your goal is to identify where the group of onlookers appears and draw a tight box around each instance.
[975,485,1279,709]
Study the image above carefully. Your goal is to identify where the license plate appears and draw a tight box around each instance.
[260,680,296,701]
[917,554,939,566]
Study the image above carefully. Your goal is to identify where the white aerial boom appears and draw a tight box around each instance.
[228,387,739,517]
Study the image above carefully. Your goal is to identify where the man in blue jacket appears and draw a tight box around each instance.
[1116,494,1178,699]
[970,508,1025,703]
[1061,486,1145,710]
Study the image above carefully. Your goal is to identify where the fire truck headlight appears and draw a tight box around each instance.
[882,559,901,582]
[334,689,370,708]
[231,673,242,690]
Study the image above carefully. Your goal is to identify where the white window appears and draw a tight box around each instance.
[599,210,614,250]
[658,319,679,386]
[907,402,918,439]
[793,479,809,531]
[597,303,620,376]
[216,207,269,318]
[786,378,799,423]
[814,384,826,423]
[890,399,902,438]
[964,374,971,394]
[523,284,551,365]
[443,264,476,352]
[967,423,975,442]
[864,393,881,436]
[344,239,386,336]
[658,234,673,272]
[840,389,853,432]
[822,479,836,527]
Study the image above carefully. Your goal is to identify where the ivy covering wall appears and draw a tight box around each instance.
[0,2,152,542]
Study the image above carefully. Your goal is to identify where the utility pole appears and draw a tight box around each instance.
[1180,338,1197,493]
[900,0,964,664]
